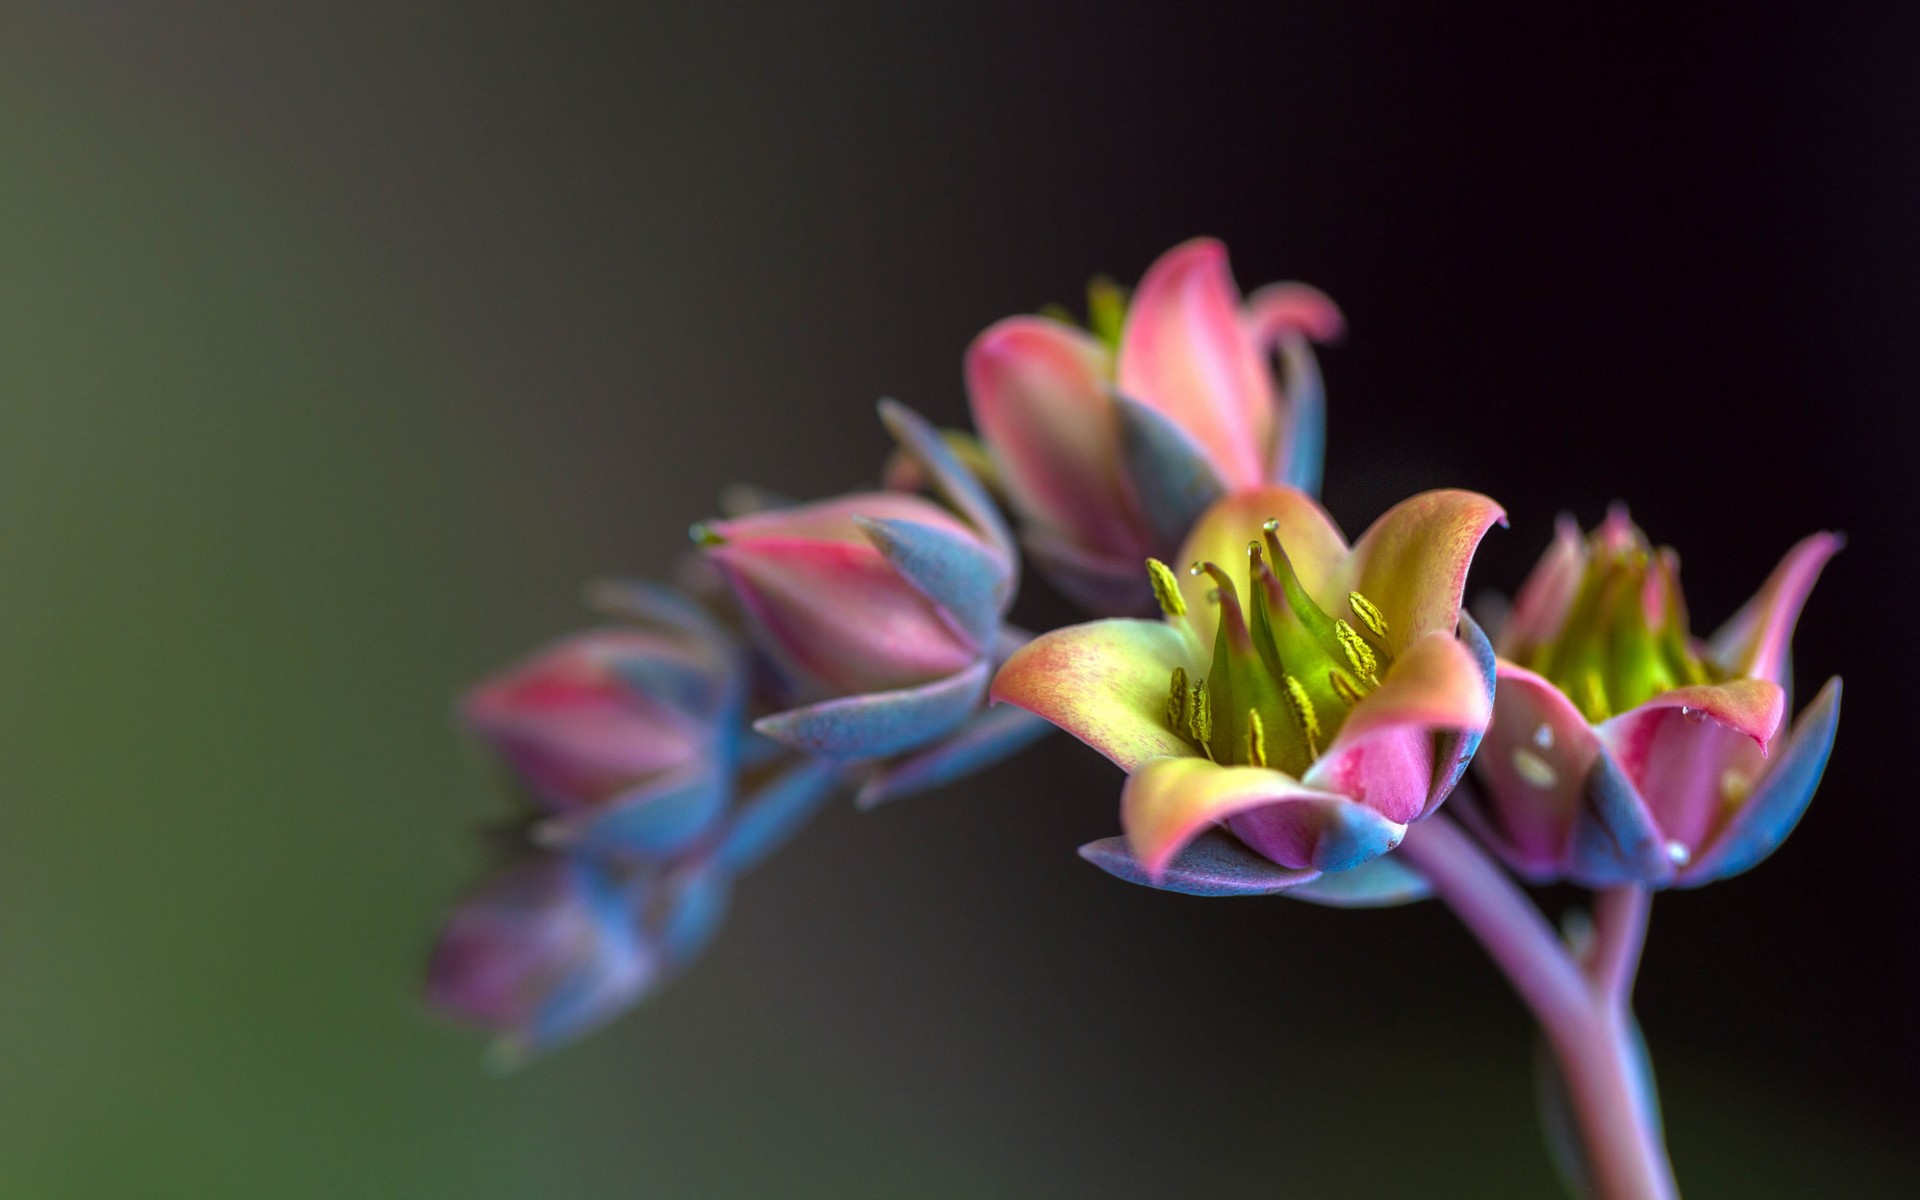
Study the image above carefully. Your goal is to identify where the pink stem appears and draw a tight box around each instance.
[1397,817,1678,1200]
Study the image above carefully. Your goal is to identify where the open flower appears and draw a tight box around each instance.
[966,238,1343,614]
[993,485,1504,901]
[1462,508,1841,887]
[697,401,1019,761]
[462,585,745,859]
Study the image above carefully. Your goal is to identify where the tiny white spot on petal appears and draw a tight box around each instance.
[1665,840,1692,866]
[1512,748,1558,789]
[1532,723,1554,750]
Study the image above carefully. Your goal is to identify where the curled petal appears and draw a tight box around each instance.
[754,660,989,760]
[1337,489,1507,654]
[965,317,1138,554]
[1078,829,1320,896]
[1428,610,1499,810]
[1244,281,1346,347]
[1499,514,1586,657]
[1269,334,1325,495]
[1306,631,1493,824]
[857,703,1054,809]
[1120,755,1398,877]
[990,619,1195,771]
[1113,393,1229,553]
[1117,238,1271,486]
[1174,485,1349,646]
[1683,677,1841,886]
[1707,532,1843,688]
[1468,662,1602,879]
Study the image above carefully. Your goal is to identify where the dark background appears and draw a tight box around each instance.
[1,4,1913,1196]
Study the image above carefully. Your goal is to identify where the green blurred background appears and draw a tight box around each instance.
[1,5,1914,1197]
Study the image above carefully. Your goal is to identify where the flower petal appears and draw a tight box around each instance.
[1077,829,1321,896]
[533,763,730,859]
[1021,527,1156,616]
[1286,853,1433,908]
[1336,489,1507,653]
[1568,745,1675,886]
[856,703,1055,809]
[1306,631,1493,824]
[1682,676,1841,886]
[1427,610,1499,810]
[1244,280,1346,347]
[990,619,1195,770]
[1175,485,1349,647]
[754,660,989,760]
[1498,514,1586,657]
[1116,238,1271,486]
[1466,662,1602,880]
[965,317,1139,555]
[1706,532,1842,689]
[1112,393,1229,553]
[715,757,846,874]
[1268,334,1325,495]
[879,399,1018,562]
[855,515,1011,652]
[1123,755,1382,877]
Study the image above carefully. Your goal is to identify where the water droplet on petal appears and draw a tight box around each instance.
[1665,840,1692,866]
[1680,706,1707,725]
[1512,748,1558,789]
[1532,723,1554,750]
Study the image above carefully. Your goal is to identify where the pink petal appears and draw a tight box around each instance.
[1707,532,1843,688]
[1306,631,1493,823]
[990,618,1196,772]
[1467,662,1603,875]
[1121,755,1351,878]
[1599,680,1786,857]
[966,316,1144,556]
[1173,484,1349,648]
[1336,489,1507,654]
[1116,238,1272,487]
[1243,281,1346,347]
[708,491,976,546]
[708,538,976,695]
[1498,514,1586,657]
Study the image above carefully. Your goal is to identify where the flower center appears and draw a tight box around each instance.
[1522,532,1716,721]
[1149,519,1394,777]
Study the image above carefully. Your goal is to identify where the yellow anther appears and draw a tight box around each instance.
[1146,558,1187,619]
[1347,592,1389,641]
[1188,680,1213,747]
[1328,669,1366,707]
[1578,669,1611,723]
[1282,673,1322,759]
[1246,709,1267,767]
[1166,666,1190,731]
[1335,619,1380,683]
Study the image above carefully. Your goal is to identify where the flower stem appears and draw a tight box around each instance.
[1397,817,1679,1200]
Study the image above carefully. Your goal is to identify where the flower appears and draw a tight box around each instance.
[461,585,745,859]
[992,485,1504,901]
[696,401,1019,761]
[1461,508,1842,887]
[966,238,1343,614]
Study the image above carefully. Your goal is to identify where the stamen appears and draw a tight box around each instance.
[1578,669,1610,723]
[1166,666,1190,732]
[1246,709,1267,768]
[1188,680,1213,748]
[1347,592,1389,641]
[1146,558,1187,619]
[1328,669,1366,707]
[1334,619,1380,684]
[1282,673,1322,759]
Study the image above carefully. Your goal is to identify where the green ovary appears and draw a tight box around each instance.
[1152,520,1393,778]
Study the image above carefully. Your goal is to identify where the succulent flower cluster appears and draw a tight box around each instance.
[430,229,1842,1192]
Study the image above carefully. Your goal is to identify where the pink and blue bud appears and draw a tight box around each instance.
[993,485,1504,904]
[966,238,1342,614]
[1462,509,1841,887]
[697,401,1021,762]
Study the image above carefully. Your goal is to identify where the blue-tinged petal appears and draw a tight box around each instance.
[583,577,736,651]
[854,515,1010,651]
[1078,829,1321,896]
[715,757,847,874]
[1681,676,1841,886]
[1112,392,1228,553]
[857,703,1054,809]
[755,660,989,760]
[1022,528,1155,616]
[1287,852,1432,907]
[655,866,733,968]
[534,765,730,859]
[512,861,654,1061]
[1566,747,1675,886]
[1272,334,1325,497]
[606,653,731,722]
[1428,611,1499,808]
[1300,798,1409,873]
[879,399,1017,563]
